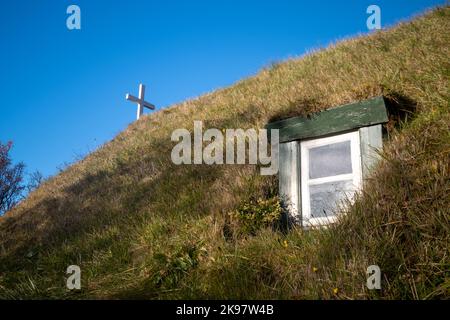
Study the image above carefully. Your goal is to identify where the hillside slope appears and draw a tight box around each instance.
[0,7,449,299]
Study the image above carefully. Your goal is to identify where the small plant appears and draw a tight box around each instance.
[230,196,282,235]
[151,243,206,289]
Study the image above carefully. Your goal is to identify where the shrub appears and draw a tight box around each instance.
[0,141,25,215]
[151,242,206,289]
[230,196,282,235]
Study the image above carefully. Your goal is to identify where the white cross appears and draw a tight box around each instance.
[125,83,155,120]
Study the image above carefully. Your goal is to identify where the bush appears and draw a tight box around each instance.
[151,242,206,289]
[0,141,25,215]
[230,196,282,235]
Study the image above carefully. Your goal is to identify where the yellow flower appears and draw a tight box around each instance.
[431,160,438,172]
[312,267,318,273]
[333,288,339,295]
[282,240,288,248]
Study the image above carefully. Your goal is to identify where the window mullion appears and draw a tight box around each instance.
[307,173,354,186]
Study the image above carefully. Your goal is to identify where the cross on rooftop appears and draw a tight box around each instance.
[125,83,155,120]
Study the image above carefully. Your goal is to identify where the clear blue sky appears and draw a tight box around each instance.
[0,0,445,181]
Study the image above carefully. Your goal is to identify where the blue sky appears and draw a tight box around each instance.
[0,0,445,181]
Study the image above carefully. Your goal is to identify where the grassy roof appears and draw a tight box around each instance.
[0,6,449,299]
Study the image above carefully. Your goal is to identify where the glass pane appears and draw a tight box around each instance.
[309,141,352,179]
[309,180,355,218]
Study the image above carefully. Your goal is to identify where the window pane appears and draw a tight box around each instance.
[309,180,355,218]
[309,141,352,179]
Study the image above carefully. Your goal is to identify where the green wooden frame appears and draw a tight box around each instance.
[266,96,388,143]
[271,96,389,227]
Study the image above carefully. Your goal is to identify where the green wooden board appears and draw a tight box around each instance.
[266,96,388,143]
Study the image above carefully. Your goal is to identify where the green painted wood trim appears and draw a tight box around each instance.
[266,96,388,143]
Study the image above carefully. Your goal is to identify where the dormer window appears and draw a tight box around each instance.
[300,131,362,226]
[266,96,389,228]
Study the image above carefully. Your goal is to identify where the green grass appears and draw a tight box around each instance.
[0,7,449,299]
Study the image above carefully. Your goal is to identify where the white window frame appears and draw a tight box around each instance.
[300,131,362,227]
